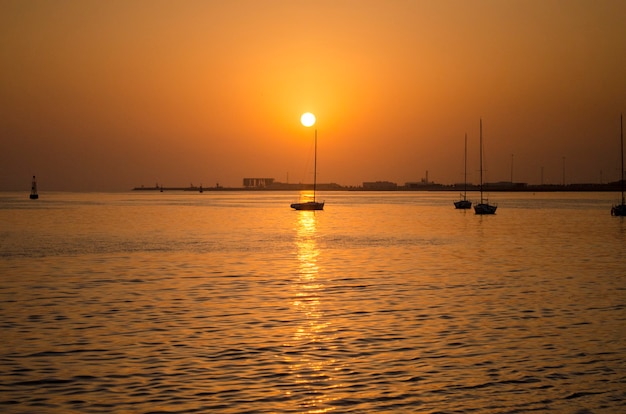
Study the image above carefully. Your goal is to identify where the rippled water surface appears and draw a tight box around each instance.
[1,191,625,413]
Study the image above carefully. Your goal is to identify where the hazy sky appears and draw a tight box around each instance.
[2,0,625,191]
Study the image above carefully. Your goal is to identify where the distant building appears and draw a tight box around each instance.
[363,181,397,190]
[404,170,435,188]
[243,178,275,188]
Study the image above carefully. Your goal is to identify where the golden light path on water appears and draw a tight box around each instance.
[290,209,337,413]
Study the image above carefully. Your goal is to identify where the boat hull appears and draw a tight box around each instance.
[291,201,324,211]
[454,200,472,209]
[474,203,497,215]
[611,204,626,216]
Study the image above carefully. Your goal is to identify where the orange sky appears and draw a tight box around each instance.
[2,0,625,191]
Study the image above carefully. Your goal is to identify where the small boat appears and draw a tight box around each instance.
[474,119,497,215]
[291,114,324,211]
[29,175,39,200]
[611,114,626,216]
[291,200,325,210]
[454,133,472,209]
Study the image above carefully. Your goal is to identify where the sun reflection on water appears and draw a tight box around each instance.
[288,212,338,412]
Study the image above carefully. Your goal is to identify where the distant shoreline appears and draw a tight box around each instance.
[133,181,625,193]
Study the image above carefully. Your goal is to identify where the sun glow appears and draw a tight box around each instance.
[301,112,316,127]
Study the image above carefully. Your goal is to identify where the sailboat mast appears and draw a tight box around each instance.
[479,119,484,203]
[313,128,317,202]
[619,114,626,205]
[463,133,468,200]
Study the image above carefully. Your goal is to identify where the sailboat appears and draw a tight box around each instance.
[454,133,472,209]
[29,175,39,200]
[611,113,625,216]
[474,119,497,215]
[291,114,324,211]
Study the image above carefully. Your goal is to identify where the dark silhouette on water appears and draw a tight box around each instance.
[29,176,39,200]
[474,119,497,215]
[611,113,625,216]
[291,127,324,211]
[454,133,472,209]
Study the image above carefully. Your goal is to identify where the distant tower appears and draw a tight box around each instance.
[30,175,39,200]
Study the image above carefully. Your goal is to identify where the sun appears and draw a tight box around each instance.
[300,112,316,127]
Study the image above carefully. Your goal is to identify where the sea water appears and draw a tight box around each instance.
[1,191,625,413]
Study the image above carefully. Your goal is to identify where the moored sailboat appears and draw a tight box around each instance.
[474,119,497,215]
[611,113,625,216]
[454,133,472,209]
[291,113,324,211]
